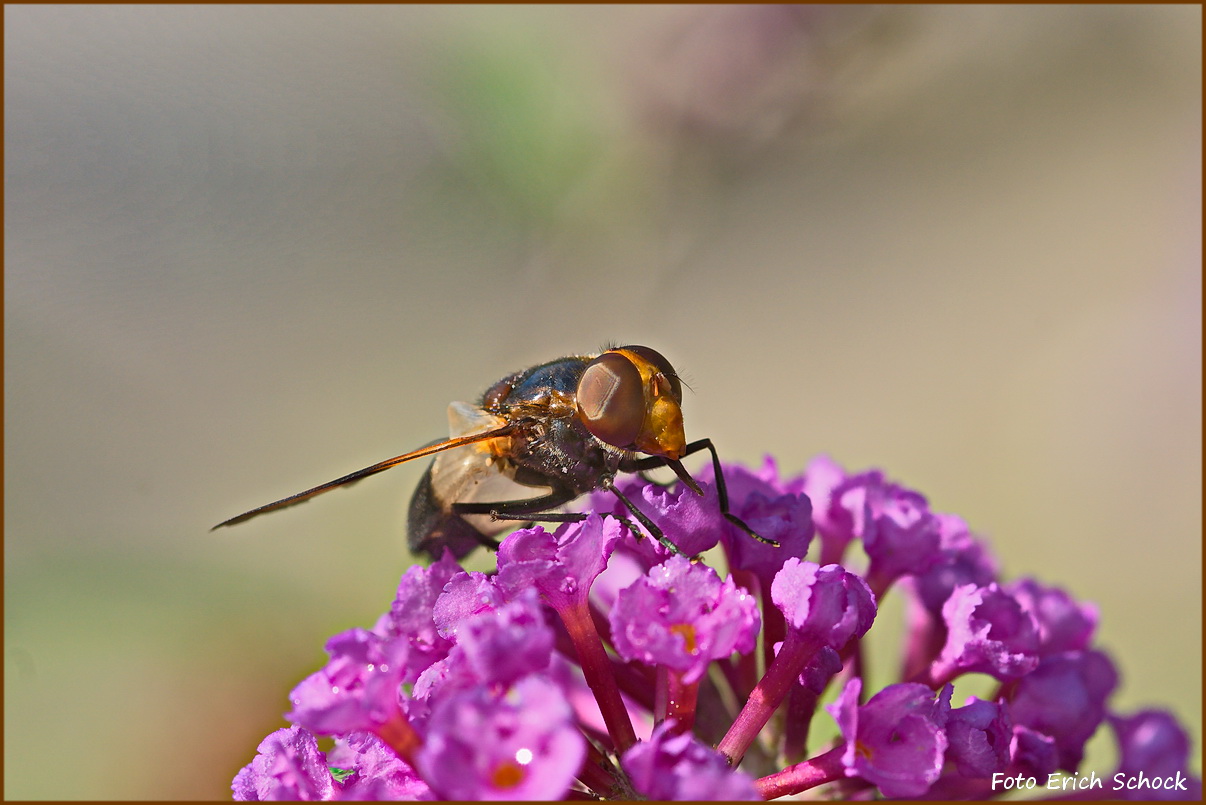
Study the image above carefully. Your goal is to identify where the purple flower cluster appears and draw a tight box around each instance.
[234,455,1198,800]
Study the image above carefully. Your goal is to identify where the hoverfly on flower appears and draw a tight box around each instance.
[214,345,773,558]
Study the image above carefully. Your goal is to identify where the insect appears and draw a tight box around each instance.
[213,345,775,559]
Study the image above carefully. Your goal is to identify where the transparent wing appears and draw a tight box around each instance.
[211,421,516,530]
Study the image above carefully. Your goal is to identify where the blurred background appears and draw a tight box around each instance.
[5,5,1200,799]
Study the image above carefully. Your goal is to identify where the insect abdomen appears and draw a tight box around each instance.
[406,463,492,559]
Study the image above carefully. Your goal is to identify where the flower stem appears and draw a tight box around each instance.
[553,617,656,713]
[819,538,847,567]
[733,643,759,700]
[902,597,946,682]
[559,600,638,754]
[782,684,818,762]
[760,581,786,681]
[866,568,892,603]
[655,666,698,734]
[728,569,761,700]
[754,744,846,798]
[717,632,819,765]
[374,711,422,766]
[576,733,623,797]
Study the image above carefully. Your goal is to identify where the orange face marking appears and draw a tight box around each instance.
[614,348,687,460]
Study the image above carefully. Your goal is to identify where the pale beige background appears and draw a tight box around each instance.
[5,5,1200,798]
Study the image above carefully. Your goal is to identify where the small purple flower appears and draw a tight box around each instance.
[287,628,410,736]
[726,489,814,582]
[913,513,1000,615]
[591,476,727,564]
[945,697,1012,778]
[373,550,462,680]
[1007,649,1119,770]
[495,515,622,611]
[719,454,804,497]
[232,726,335,801]
[431,570,507,638]
[622,721,759,800]
[930,583,1040,684]
[717,560,875,764]
[827,678,951,798]
[812,462,946,583]
[1005,577,1097,656]
[610,555,760,683]
[837,470,943,591]
[697,459,814,581]
[417,675,585,800]
[496,513,637,753]
[328,732,431,800]
[800,454,854,564]
[772,558,877,650]
[454,588,554,687]
[235,454,1198,801]
[1009,724,1060,779]
[414,586,554,714]
[1110,710,1201,799]
[797,644,843,694]
[408,655,458,726]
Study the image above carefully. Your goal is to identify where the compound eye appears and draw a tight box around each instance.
[619,344,682,401]
[577,352,645,448]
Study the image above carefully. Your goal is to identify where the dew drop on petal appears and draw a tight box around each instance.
[331,685,341,695]
[515,747,534,765]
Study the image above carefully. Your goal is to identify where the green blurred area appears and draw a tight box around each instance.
[5,5,1200,798]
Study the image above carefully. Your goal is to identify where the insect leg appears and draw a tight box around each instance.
[454,489,649,543]
[684,439,779,547]
[624,440,779,547]
[602,477,698,560]
[489,511,586,524]
[488,510,652,542]
[452,487,580,519]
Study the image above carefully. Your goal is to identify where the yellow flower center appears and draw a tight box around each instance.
[670,622,698,654]
[491,759,526,789]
